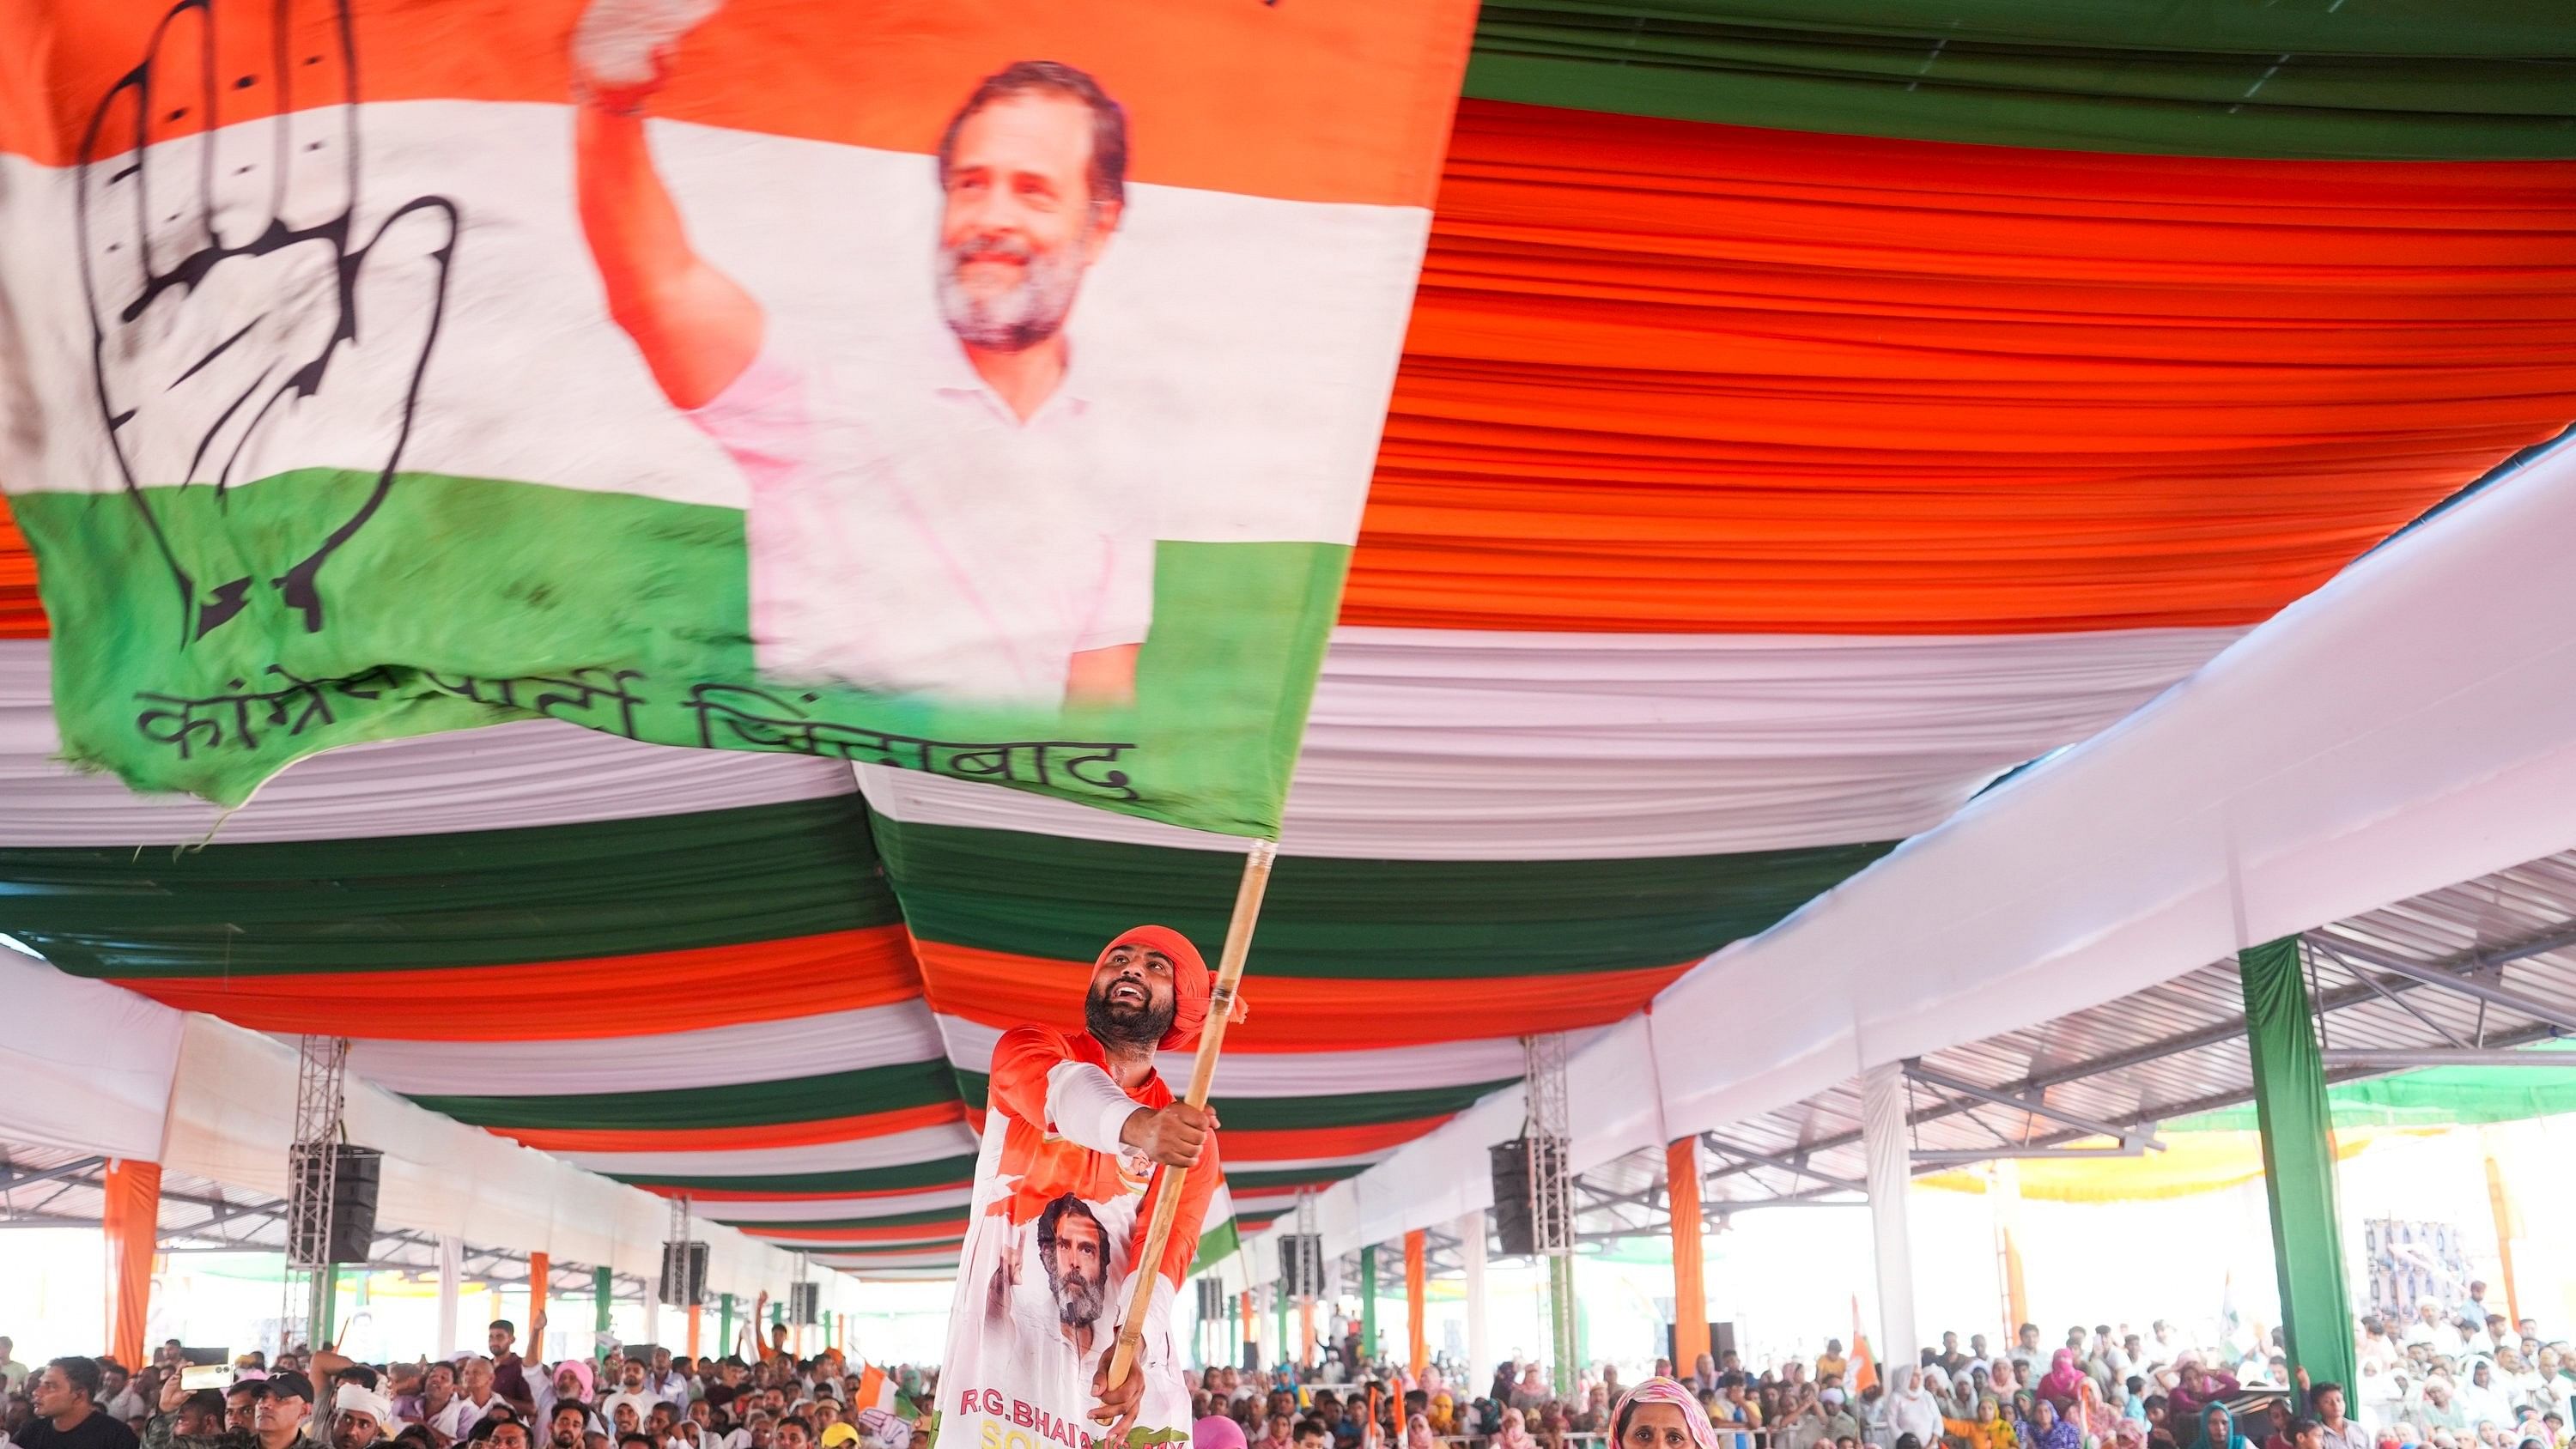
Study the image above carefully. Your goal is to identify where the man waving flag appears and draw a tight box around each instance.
[945,927,1226,1447]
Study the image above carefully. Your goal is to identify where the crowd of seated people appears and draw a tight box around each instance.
[8,1296,2569,1449]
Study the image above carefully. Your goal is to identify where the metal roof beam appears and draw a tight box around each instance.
[1903,1062,2160,1149]
[2320,1046,2573,1070]
[1911,1144,2148,1165]
[1704,919,2576,1191]
[2311,934,2576,1034]
[0,1155,107,1195]
[1700,1133,1863,1193]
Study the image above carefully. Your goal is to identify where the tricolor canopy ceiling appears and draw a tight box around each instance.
[3,0,2573,1280]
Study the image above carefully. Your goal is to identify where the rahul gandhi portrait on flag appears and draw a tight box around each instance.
[574,1,1150,708]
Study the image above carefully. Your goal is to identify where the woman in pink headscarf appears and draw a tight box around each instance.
[1610,1378,1723,1449]
[2038,1353,2088,1415]
[1498,1409,1541,1449]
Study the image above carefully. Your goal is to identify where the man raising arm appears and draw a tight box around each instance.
[571,2,762,409]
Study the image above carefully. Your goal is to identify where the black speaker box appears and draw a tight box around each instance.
[1489,1140,1536,1257]
[316,1144,381,1264]
[660,1241,709,1307]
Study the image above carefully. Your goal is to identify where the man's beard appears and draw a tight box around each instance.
[1048,1261,1104,1328]
[937,233,1086,353]
[1085,979,1173,1051]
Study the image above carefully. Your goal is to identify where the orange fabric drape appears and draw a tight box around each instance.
[1345,101,2576,636]
[0,500,41,640]
[499,1100,963,1155]
[0,2,1467,208]
[916,938,1692,1051]
[527,1250,550,1357]
[101,1158,161,1370]
[1300,1298,1316,1367]
[1405,1229,1429,1379]
[111,925,920,1040]
[1218,1119,1460,1162]
[688,1303,703,1359]
[1666,1137,1710,1372]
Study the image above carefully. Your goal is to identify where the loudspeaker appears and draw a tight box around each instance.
[1664,1321,1738,1367]
[659,1241,708,1307]
[1277,1234,1322,1297]
[1489,1141,1535,1257]
[290,1143,381,1264]
[788,1281,821,1325]
[1196,1279,1224,1318]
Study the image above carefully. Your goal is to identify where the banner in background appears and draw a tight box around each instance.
[0,0,1475,836]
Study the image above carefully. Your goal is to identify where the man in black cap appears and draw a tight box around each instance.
[254,1373,316,1449]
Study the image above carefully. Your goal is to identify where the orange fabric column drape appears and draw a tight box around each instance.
[101,1158,161,1370]
[689,1304,703,1359]
[527,1250,550,1354]
[1666,1137,1710,1373]
[1300,1299,1315,1367]
[1404,1230,1428,1379]
[1238,1291,1251,1366]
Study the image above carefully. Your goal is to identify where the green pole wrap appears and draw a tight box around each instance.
[315,1264,339,1346]
[2240,937,2360,1392]
[593,1265,612,1359]
[719,1293,734,1358]
[1548,1255,1577,1395]
[1360,1246,1379,1360]
[1277,1291,1289,1369]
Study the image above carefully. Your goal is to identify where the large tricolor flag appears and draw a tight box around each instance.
[0,0,1477,837]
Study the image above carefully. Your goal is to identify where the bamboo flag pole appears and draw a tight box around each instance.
[1102,837,1279,1393]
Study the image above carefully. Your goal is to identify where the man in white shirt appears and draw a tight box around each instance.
[453,1360,512,1439]
[644,1355,689,1413]
[2409,1303,2449,1349]
[93,1364,145,1425]
[2008,1325,2045,1383]
[600,1359,660,1437]
[572,3,1151,707]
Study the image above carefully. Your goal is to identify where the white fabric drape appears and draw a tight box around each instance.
[934,1014,1529,1095]
[1289,440,2576,1258]
[555,1121,978,1179]
[682,1185,974,1223]
[160,1013,806,1298]
[436,1236,464,1361]
[861,625,2236,859]
[0,950,184,1161]
[1460,1209,1489,1379]
[349,1000,947,1095]
[1860,1062,1917,1376]
[0,645,854,846]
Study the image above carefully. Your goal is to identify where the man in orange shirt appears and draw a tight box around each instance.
[944,925,1225,1448]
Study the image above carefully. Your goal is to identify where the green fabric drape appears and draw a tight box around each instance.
[415,1058,959,1131]
[876,815,1894,978]
[2177,1040,2576,1130]
[610,1155,979,1195]
[719,1294,734,1359]
[2239,937,2360,1392]
[592,1266,612,1358]
[1464,1,2576,160]
[1360,1246,1379,1359]
[1,797,897,976]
